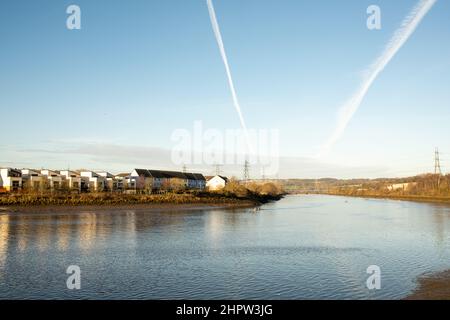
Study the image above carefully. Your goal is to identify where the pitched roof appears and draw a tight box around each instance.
[192,173,206,181]
[98,172,114,178]
[116,173,130,177]
[160,170,187,179]
[133,169,205,180]
[2,168,22,177]
[183,172,196,180]
[80,171,100,178]
[59,170,80,177]
[147,170,168,179]
[134,169,152,177]
[206,175,228,182]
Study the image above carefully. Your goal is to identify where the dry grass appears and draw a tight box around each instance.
[0,191,246,207]
[0,179,283,206]
[0,181,285,207]
[213,179,285,203]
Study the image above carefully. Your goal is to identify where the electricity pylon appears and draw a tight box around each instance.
[243,160,250,182]
[434,148,442,175]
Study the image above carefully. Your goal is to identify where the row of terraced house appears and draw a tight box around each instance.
[0,167,228,193]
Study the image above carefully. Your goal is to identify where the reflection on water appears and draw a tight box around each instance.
[0,195,449,299]
[0,215,9,271]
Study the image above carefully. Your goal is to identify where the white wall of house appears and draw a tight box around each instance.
[130,170,153,191]
[40,170,63,189]
[113,176,126,190]
[80,171,106,191]
[125,177,136,191]
[21,169,45,190]
[59,171,82,191]
[0,168,22,191]
[206,176,227,191]
[98,172,119,191]
[114,175,134,190]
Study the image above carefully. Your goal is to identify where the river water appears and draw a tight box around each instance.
[0,195,449,299]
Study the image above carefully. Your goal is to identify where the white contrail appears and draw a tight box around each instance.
[320,0,437,157]
[206,0,253,153]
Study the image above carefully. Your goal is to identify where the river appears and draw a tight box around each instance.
[0,195,449,299]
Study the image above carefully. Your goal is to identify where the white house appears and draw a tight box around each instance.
[21,169,45,190]
[40,169,63,190]
[115,173,133,190]
[0,168,22,192]
[130,169,156,192]
[98,172,118,191]
[80,171,106,191]
[206,175,228,191]
[59,170,82,191]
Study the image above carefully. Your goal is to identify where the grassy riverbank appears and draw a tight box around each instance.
[0,182,284,208]
[405,270,450,300]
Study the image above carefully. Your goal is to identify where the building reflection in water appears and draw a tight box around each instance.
[56,215,71,251]
[0,215,10,272]
[77,212,98,252]
[205,211,226,246]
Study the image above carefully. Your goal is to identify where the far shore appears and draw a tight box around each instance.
[405,270,450,300]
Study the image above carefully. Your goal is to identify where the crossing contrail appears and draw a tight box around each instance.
[320,0,437,157]
[206,0,252,153]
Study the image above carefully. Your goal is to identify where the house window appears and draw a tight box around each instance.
[12,181,20,191]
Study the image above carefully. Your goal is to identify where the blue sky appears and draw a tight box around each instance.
[0,0,449,178]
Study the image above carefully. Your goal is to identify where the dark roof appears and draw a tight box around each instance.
[184,172,196,180]
[6,168,22,177]
[192,173,206,181]
[148,170,167,178]
[206,175,228,182]
[134,169,152,177]
[161,171,187,179]
[146,170,186,180]
[133,169,205,180]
